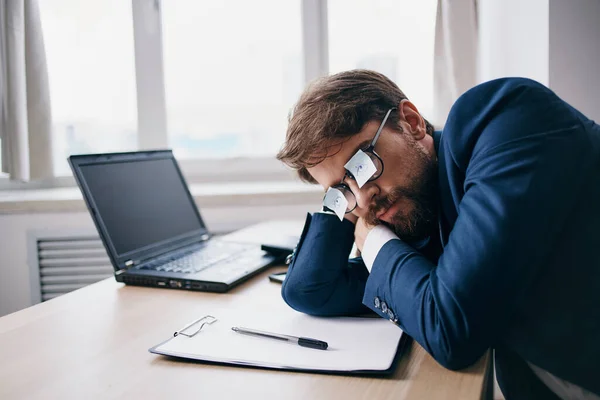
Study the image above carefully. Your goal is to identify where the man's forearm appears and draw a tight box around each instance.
[281,213,370,316]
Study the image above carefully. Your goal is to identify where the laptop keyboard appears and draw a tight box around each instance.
[140,241,256,274]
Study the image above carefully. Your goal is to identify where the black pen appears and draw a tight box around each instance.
[231,326,328,350]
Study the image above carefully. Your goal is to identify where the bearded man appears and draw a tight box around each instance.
[276,70,600,400]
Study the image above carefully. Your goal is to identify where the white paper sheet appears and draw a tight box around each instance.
[150,307,404,373]
[323,187,349,221]
[344,149,378,188]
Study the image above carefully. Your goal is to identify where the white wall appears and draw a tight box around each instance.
[549,0,600,122]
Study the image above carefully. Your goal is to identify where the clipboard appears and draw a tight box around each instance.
[149,307,407,374]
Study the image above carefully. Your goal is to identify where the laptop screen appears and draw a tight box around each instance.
[78,157,206,256]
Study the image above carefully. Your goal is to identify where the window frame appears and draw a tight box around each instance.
[0,0,328,189]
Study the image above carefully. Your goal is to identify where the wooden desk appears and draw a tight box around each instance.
[0,268,491,399]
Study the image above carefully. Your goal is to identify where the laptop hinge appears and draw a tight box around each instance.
[116,259,135,275]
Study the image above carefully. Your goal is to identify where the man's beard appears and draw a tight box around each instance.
[365,144,439,242]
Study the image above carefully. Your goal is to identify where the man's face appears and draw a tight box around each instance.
[308,105,439,241]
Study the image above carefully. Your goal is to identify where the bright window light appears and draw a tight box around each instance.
[161,1,304,160]
[39,0,138,176]
[328,0,437,120]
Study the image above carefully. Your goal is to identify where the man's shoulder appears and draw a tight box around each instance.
[467,77,547,105]
[441,77,575,167]
[460,77,547,101]
[445,77,551,134]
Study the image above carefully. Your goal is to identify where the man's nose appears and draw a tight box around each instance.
[347,179,378,217]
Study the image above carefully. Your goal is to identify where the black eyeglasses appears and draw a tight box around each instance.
[324,108,396,214]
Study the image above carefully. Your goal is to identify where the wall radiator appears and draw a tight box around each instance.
[28,230,113,304]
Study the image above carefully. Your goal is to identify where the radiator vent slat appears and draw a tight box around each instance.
[41,274,112,284]
[40,258,110,267]
[38,239,103,250]
[31,233,113,302]
[39,248,109,259]
[40,266,113,276]
[42,293,63,301]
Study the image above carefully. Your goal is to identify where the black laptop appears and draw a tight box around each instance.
[69,150,277,292]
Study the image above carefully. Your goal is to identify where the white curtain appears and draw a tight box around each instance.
[433,0,479,127]
[0,0,53,181]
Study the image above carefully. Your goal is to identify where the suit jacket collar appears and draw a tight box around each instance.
[434,130,442,155]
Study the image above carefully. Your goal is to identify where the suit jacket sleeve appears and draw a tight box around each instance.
[362,78,596,370]
[281,212,371,316]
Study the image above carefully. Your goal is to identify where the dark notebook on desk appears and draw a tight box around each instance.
[69,150,277,293]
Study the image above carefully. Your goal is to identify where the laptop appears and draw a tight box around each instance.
[69,150,278,293]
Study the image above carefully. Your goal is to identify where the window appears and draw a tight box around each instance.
[4,0,436,185]
[161,1,303,160]
[39,0,138,176]
[328,0,437,120]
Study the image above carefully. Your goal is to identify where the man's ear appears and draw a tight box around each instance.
[398,99,426,140]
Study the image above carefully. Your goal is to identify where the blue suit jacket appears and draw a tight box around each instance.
[281,78,600,397]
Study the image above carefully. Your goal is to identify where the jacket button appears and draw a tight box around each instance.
[387,308,395,321]
[381,301,388,313]
[374,297,381,309]
[285,253,294,265]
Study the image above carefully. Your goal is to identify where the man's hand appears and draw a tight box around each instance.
[354,217,375,252]
[344,213,358,224]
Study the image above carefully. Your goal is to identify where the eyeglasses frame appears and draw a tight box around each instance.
[327,107,397,214]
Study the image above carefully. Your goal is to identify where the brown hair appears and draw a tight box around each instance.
[277,69,434,184]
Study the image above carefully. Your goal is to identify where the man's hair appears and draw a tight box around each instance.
[277,69,434,184]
